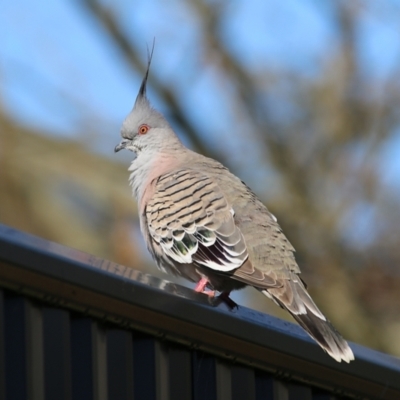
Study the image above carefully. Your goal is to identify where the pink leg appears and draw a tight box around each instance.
[194,277,209,292]
[194,277,216,297]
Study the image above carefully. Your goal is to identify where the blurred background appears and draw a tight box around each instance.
[1,0,400,356]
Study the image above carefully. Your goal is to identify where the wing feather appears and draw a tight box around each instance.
[146,169,248,272]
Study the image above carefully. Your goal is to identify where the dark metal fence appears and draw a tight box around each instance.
[0,223,399,400]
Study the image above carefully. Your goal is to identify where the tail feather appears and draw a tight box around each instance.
[291,310,354,363]
[260,285,354,363]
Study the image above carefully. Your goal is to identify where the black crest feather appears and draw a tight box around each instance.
[136,39,155,103]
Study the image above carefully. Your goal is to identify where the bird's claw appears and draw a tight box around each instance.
[209,291,239,311]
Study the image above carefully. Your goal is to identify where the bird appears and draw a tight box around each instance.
[114,49,355,363]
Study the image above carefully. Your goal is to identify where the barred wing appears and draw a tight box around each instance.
[146,169,248,271]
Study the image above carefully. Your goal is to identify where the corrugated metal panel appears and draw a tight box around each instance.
[0,224,399,400]
[1,293,343,400]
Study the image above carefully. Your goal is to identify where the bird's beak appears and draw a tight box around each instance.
[114,139,129,153]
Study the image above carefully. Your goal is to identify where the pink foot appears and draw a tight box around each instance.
[194,277,216,297]
[203,290,216,297]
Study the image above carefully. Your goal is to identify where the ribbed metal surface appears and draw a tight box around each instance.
[0,224,399,400]
[0,291,339,400]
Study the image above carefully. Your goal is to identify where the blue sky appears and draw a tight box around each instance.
[1,0,400,186]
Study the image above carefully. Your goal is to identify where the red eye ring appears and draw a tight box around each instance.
[138,124,150,135]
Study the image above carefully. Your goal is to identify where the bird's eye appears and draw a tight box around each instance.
[138,124,150,135]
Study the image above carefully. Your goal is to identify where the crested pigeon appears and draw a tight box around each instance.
[115,51,354,363]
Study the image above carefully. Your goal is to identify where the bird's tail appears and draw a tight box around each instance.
[260,281,354,363]
[290,309,354,363]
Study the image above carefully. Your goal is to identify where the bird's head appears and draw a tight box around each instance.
[115,46,179,155]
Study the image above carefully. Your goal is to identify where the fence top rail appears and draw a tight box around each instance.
[0,223,399,399]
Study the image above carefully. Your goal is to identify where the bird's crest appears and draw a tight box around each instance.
[135,39,155,106]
